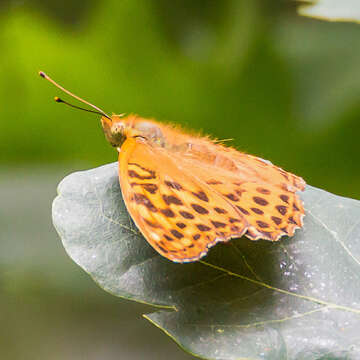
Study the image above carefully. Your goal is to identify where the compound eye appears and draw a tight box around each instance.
[112,122,125,133]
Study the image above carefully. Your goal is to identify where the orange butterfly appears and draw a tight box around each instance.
[40,71,306,263]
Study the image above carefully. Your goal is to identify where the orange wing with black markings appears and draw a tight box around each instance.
[118,135,305,263]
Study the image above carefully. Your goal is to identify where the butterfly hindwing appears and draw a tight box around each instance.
[165,140,305,241]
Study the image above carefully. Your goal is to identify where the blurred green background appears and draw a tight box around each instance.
[1,0,359,359]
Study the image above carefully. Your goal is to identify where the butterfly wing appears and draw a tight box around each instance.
[119,134,305,263]
[169,140,305,241]
[118,138,250,263]
[176,158,305,241]
[180,140,305,192]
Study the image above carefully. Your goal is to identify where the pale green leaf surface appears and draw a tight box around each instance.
[298,0,360,23]
[53,163,360,360]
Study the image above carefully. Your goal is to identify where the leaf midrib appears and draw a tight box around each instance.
[199,260,360,315]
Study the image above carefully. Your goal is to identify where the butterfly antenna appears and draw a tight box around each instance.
[54,97,111,117]
[39,71,111,119]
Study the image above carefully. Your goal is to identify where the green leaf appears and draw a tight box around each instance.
[53,163,360,359]
[297,0,360,23]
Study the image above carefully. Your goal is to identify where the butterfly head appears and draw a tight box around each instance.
[101,114,127,147]
[101,114,166,148]
[38,71,166,148]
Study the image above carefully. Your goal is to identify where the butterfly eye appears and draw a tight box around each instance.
[112,122,125,133]
[100,121,126,147]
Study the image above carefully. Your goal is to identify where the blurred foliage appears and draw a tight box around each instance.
[1,0,360,198]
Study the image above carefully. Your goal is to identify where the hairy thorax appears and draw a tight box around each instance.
[101,114,166,148]
[101,114,238,172]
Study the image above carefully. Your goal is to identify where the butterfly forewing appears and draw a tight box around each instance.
[118,138,251,262]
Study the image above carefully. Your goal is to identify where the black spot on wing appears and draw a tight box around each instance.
[161,208,175,217]
[133,193,157,212]
[142,184,158,194]
[128,170,156,180]
[256,220,269,229]
[128,162,155,174]
[211,221,226,229]
[225,193,239,201]
[191,204,209,214]
[180,211,194,219]
[192,191,209,202]
[251,207,264,215]
[170,229,184,239]
[163,195,183,206]
[176,222,187,229]
[236,206,250,215]
[214,207,227,214]
[165,181,183,190]
[256,187,271,195]
[196,224,211,231]
[253,197,269,206]
[271,216,282,225]
[276,205,287,215]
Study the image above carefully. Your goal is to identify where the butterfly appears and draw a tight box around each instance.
[40,71,306,263]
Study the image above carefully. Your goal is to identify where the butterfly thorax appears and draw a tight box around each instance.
[102,115,243,169]
[101,114,167,148]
